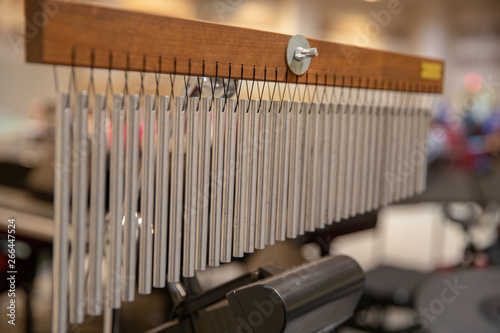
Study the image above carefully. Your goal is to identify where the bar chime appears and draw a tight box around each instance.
[24,1,444,332]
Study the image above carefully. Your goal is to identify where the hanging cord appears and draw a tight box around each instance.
[400,81,406,108]
[223,64,229,98]
[297,74,307,113]
[408,82,415,108]
[275,70,286,109]
[227,66,239,114]
[368,79,377,115]
[123,53,130,95]
[375,79,382,109]
[387,80,394,109]
[303,74,311,114]
[375,79,385,110]
[209,62,219,111]
[418,83,425,109]
[289,74,299,104]
[354,77,362,106]
[422,83,432,110]
[327,75,338,114]
[257,67,267,112]
[362,78,370,107]
[286,72,295,102]
[316,73,329,115]
[378,79,387,116]
[339,76,348,105]
[169,57,176,99]
[304,72,314,103]
[343,76,354,111]
[155,56,161,116]
[388,80,396,115]
[221,63,232,112]
[88,49,96,97]
[350,76,358,104]
[407,82,417,122]
[245,66,256,112]
[395,81,404,114]
[68,47,78,94]
[416,83,423,109]
[280,71,294,113]
[235,64,244,111]
[53,65,60,95]
[329,75,338,104]
[430,84,439,112]
[105,51,114,97]
[343,76,353,106]
[182,58,191,110]
[140,54,146,96]
[195,60,205,111]
[310,72,319,103]
[338,75,345,104]
[351,77,361,117]
[430,84,438,110]
[398,81,404,107]
[65,47,78,113]
[416,83,425,111]
[399,81,407,114]
[384,80,392,110]
[409,82,417,110]
[155,56,162,98]
[268,68,278,113]
[210,62,218,100]
[268,68,278,103]
[198,60,205,97]
[401,81,409,109]
[319,73,328,106]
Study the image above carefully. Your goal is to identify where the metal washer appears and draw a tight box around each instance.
[286,34,314,76]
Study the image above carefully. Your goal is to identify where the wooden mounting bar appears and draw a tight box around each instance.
[25,0,444,93]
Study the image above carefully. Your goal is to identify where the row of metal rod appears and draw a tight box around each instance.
[52,90,430,332]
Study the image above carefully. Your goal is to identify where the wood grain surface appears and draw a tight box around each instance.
[25,0,444,93]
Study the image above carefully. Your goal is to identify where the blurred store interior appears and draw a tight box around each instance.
[0,0,500,332]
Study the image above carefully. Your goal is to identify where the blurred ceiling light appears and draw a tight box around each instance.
[364,0,380,2]
[224,2,276,31]
[121,0,195,17]
[328,14,384,49]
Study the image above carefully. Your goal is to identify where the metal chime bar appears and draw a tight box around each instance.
[139,94,156,294]
[210,98,225,264]
[70,91,88,324]
[268,101,281,244]
[287,102,300,238]
[168,96,185,283]
[52,93,71,333]
[183,97,199,278]
[88,93,107,315]
[319,103,331,228]
[196,97,212,270]
[122,94,140,301]
[260,104,273,241]
[153,95,171,288]
[108,94,125,309]
[221,98,237,258]
[299,102,311,234]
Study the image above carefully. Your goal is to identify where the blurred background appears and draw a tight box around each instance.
[0,0,499,332]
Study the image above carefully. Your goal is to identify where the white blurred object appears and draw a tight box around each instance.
[332,203,469,272]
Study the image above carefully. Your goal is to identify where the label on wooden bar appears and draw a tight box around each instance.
[420,62,442,80]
